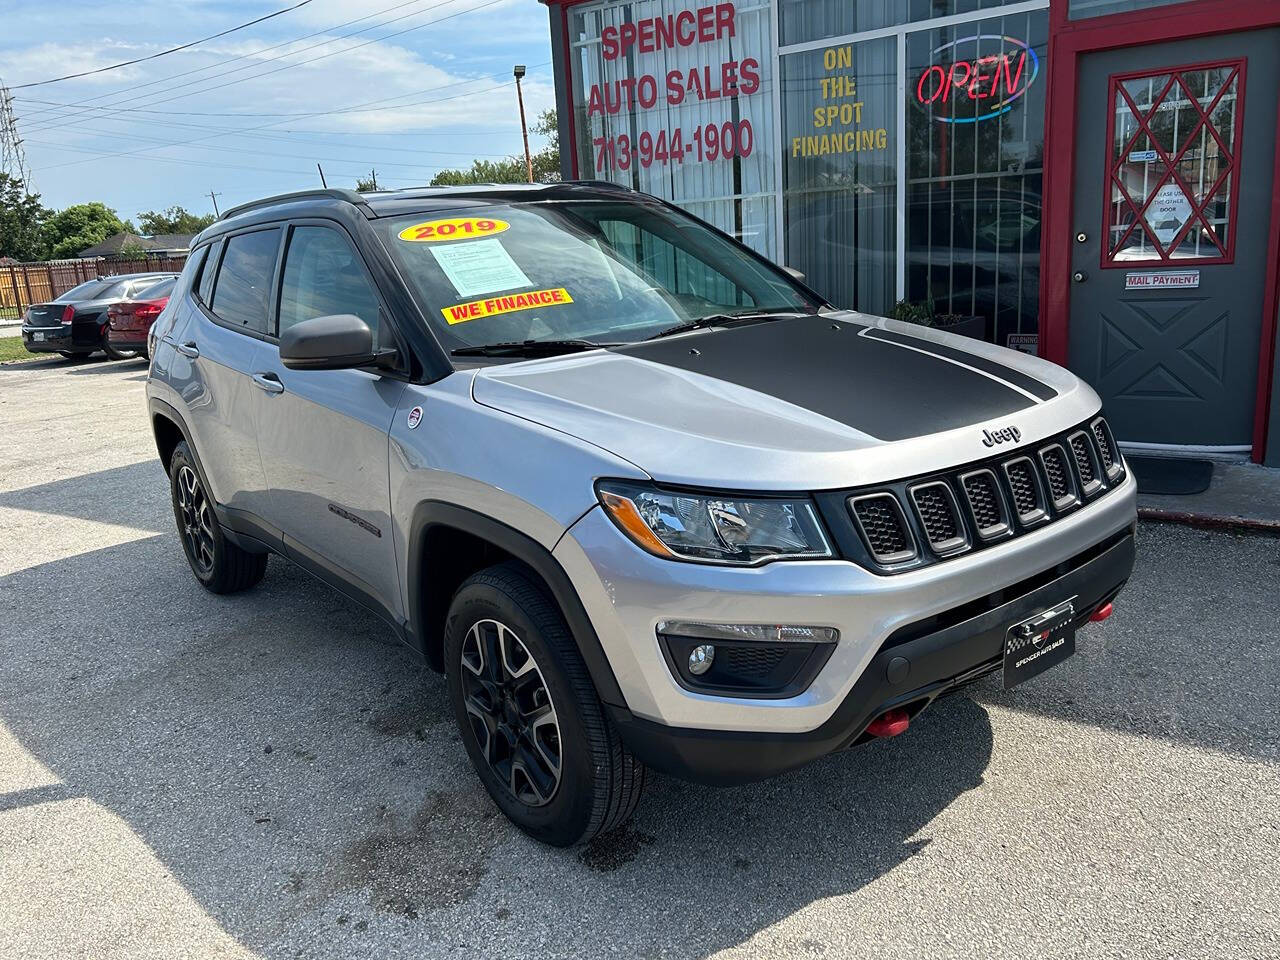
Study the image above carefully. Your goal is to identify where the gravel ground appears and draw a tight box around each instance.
[1,356,1278,960]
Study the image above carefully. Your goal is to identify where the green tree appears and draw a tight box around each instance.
[0,174,51,262]
[42,202,132,260]
[430,109,562,186]
[136,205,216,236]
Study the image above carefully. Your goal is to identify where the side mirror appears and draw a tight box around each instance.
[280,314,376,370]
[782,265,806,283]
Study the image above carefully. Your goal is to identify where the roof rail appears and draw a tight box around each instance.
[566,179,633,192]
[219,188,372,221]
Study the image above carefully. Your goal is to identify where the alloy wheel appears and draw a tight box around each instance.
[176,465,215,574]
[459,618,563,806]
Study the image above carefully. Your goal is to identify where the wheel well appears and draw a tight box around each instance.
[152,413,184,472]
[417,524,522,672]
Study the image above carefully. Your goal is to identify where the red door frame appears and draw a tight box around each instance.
[1040,0,1280,462]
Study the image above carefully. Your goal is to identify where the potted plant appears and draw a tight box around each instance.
[889,300,988,342]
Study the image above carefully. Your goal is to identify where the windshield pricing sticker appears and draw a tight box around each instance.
[430,239,531,298]
[398,218,509,242]
[443,288,573,325]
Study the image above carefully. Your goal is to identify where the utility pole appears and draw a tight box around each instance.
[0,78,31,185]
[370,168,378,190]
[514,64,533,183]
[208,190,221,217]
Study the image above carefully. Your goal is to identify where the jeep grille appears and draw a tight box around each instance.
[827,417,1124,573]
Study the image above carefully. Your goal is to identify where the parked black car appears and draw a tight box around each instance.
[21,273,178,360]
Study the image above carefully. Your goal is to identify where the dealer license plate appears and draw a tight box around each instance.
[1004,598,1077,689]
[33,332,45,342]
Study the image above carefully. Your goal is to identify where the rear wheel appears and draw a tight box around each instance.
[102,335,138,361]
[445,563,645,846]
[169,441,267,594]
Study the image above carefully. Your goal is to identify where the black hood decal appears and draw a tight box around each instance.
[611,315,1049,442]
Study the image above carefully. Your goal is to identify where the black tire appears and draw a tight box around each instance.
[445,562,646,846]
[102,335,139,361]
[168,441,267,594]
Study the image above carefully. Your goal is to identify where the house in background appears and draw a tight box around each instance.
[77,232,194,258]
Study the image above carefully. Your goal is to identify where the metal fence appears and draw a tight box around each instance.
[0,256,188,319]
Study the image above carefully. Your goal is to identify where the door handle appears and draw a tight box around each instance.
[1072,270,1089,284]
[175,340,199,358]
[251,372,285,394]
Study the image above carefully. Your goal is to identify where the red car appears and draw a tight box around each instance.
[106,276,177,359]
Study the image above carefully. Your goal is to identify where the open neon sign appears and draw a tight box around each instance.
[915,35,1040,124]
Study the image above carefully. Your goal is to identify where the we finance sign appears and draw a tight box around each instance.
[915,34,1040,124]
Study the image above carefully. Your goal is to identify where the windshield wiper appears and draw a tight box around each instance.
[644,310,811,341]
[450,338,618,358]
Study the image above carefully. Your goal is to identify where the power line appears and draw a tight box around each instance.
[9,0,315,89]
[20,134,455,179]
[22,60,545,128]
[18,0,463,134]
[16,0,503,134]
[13,0,433,125]
[28,72,534,174]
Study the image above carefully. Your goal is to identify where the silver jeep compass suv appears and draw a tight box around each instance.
[146,183,1136,846]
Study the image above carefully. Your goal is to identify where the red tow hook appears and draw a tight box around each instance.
[866,709,910,738]
[1089,602,1114,623]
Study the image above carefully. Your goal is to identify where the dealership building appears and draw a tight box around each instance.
[542,0,1280,466]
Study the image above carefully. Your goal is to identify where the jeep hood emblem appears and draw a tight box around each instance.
[982,425,1022,447]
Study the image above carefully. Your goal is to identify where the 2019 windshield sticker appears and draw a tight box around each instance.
[443,288,573,325]
[398,217,510,242]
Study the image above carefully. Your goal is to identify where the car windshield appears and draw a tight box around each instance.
[134,277,176,300]
[375,199,820,351]
[54,278,116,302]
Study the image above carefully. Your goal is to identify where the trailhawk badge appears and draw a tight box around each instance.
[407,406,423,429]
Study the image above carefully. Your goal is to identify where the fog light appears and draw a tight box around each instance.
[688,644,715,676]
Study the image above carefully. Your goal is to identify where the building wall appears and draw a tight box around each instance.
[553,0,1050,351]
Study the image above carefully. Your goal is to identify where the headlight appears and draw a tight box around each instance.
[596,480,833,565]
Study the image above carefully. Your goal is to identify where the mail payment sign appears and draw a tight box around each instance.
[443,288,574,325]
[399,217,509,242]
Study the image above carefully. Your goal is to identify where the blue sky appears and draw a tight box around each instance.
[0,0,557,224]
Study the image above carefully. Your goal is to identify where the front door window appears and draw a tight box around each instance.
[1105,60,1244,264]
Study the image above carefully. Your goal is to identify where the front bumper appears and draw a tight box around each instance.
[553,470,1137,738]
[606,528,1134,784]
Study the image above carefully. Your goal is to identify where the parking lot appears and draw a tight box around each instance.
[1,355,1278,960]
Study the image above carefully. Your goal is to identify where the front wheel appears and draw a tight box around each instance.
[445,563,645,846]
[168,441,267,594]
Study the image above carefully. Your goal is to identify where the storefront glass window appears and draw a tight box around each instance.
[779,0,1035,47]
[780,39,897,314]
[567,0,779,259]
[904,9,1048,349]
[1068,0,1194,20]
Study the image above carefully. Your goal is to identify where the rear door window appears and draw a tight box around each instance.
[209,229,281,334]
[196,239,222,306]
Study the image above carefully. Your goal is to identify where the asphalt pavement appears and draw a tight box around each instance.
[1,355,1277,960]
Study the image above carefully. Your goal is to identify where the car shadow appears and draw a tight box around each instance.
[971,522,1280,766]
[64,357,148,376]
[0,460,168,532]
